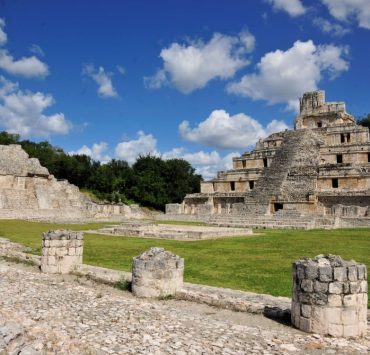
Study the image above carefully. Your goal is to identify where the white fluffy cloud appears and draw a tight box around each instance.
[163,148,239,180]
[0,19,7,46]
[144,31,255,93]
[83,64,118,98]
[0,19,49,78]
[179,109,288,149]
[266,0,306,16]
[0,50,49,78]
[227,40,349,111]
[70,142,111,163]
[313,17,350,37]
[114,131,159,164]
[321,0,370,29]
[0,76,72,137]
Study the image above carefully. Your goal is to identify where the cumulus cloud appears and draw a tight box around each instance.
[227,40,349,111]
[114,131,159,164]
[313,17,350,37]
[163,147,239,180]
[0,50,49,78]
[179,109,288,150]
[0,19,7,46]
[0,76,72,137]
[144,31,255,93]
[82,64,118,98]
[321,0,370,29]
[70,142,111,163]
[266,0,306,17]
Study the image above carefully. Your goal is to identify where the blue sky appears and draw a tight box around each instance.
[1,0,370,178]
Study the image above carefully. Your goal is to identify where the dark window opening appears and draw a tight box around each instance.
[249,181,254,190]
[212,182,217,192]
[336,154,343,164]
[317,122,322,128]
[263,157,268,167]
[274,203,284,212]
[242,160,246,168]
[332,178,339,188]
[230,182,235,191]
[368,153,370,163]
[347,133,350,143]
[340,134,345,143]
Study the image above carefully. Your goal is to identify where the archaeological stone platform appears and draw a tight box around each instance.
[165,90,370,229]
[95,222,253,240]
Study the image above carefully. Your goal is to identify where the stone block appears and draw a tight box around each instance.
[343,325,359,338]
[325,307,341,324]
[343,294,357,307]
[319,266,332,282]
[301,279,313,292]
[329,282,343,294]
[301,304,311,318]
[357,264,366,280]
[328,294,342,307]
[305,265,318,280]
[314,281,328,293]
[341,309,357,325]
[299,316,311,333]
[349,282,361,294]
[311,306,327,334]
[347,266,357,282]
[359,281,368,293]
[327,323,343,337]
[334,267,347,282]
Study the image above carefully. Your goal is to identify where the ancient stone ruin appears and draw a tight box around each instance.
[166,90,370,229]
[41,230,84,274]
[131,247,184,298]
[97,221,252,240]
[291,254,367,338]
[0,144,149,221]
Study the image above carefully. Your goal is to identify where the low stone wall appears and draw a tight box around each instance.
[41,230,83,274]
[292,255,367,338]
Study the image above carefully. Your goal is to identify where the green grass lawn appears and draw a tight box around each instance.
[0,219,369,300]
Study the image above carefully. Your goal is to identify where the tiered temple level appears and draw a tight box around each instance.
[166,91,370,228]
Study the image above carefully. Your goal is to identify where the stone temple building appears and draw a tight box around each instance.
[166,91,370,228]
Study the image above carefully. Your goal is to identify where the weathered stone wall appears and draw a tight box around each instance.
[41,230,84,274]
[291,255,367,337]
[132,247,184,298]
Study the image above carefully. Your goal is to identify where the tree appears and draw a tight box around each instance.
[357,114,370,128]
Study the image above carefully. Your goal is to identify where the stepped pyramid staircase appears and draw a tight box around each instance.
[209,130,335,229]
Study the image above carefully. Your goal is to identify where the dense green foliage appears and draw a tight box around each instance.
[357,114,370,128]
[0,131,202,210]
[1,220,369,302]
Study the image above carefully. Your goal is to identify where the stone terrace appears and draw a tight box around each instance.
[0,260,369,354]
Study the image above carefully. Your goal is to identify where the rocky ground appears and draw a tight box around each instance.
[0,260,369,355]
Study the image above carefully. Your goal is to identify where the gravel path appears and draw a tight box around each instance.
[0,260,369,354]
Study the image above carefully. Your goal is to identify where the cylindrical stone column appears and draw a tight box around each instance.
[132,247,184,298]
[292,254,367,338]
[41,230,84,274]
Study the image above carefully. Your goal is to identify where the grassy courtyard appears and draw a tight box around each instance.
[0,219,369,299]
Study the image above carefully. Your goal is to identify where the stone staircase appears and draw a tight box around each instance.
[208,214,334,230]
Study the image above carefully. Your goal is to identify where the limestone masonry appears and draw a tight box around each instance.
[41,230,84,274]
[166,90,370,228]
[291,255,367,338]
[0,144,150,221]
